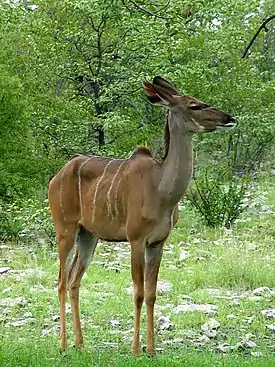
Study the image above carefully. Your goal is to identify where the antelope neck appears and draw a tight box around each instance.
[158,110,193,206]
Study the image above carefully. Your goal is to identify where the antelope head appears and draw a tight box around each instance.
[143,76,235,133]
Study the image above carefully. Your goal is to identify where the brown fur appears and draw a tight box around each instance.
[131,146,153,157]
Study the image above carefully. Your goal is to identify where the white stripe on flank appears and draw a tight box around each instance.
[114,161,127,217]
[106,161,126,220]
[59,167,66,219]
[92,159,115,223]
[78,157,93,219]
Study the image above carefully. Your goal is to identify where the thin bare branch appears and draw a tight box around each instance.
[242,14,275,58]
[37,125,71,158]
[98,14,107,35]
[120,0,133,12]
[121,0,170,20]
[89,16,98,32]
[71,39,95,76]
[149,0,171,13]
[102,28,132,54]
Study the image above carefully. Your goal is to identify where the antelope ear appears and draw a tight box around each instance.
[142,79,170,106]
[152,76,181,96]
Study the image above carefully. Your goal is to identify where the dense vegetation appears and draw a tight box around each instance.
[1,0,275,203]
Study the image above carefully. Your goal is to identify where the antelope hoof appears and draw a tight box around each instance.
[146,348,156,359]
[132,346,141,357]
[59,339,67,352]
[59,346,67,355]
[73,343,84,351]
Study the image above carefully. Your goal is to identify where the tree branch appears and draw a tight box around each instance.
[102,28,132,54]
[148,0,171,13]
[121,0,170,20]
[36,124,72,159]
[242,14,275,59]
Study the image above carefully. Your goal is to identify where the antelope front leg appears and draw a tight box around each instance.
[130,242,145,356]
[144,243,164,356]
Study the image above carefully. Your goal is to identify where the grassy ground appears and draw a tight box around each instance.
[1,180,275,366]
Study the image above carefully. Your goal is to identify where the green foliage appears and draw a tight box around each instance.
[189,122,274,228]
[189,166,252,228]
[0,199,53,242]
[0,0,275,206]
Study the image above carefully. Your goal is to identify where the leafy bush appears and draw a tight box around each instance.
[189,123,275,228]
[189,166,253,228]
[0,199,54,245]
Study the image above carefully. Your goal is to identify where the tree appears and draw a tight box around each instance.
[1,0,275,202]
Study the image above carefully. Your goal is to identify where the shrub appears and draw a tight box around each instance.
[189,165,253,228]
[0,199,54,245]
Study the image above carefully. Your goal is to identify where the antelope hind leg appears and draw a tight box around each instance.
[68,226,98,348]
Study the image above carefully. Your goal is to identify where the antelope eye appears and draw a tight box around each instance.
[189,105,201,111]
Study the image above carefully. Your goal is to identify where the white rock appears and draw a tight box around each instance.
[163,337,184,345]
[266,323,275,331]
[232,299,240,306]
[242,333,255,342]
[259,205,273,214]
[23,312,33,318]
[65,303,71,314]
[227,314,237,319]
[181,294,193,303]
[251,351,263,357]
[0,267,10,275]
[178,241,188,247]
[201,318,220,332]
[261,309,275,318]
[248,296,263,302]
[216,343,230,353]
[206,288,221,296]
[246,243,257,251]
[0,296,27,307]
[245,316,255,324]
[179,329,198,338]
[157,280,172,295]
[41,325,59,337]
[30,284,46,292]
[6,318,35,327]
[245,341,257,349]
[109,319,121,328]
[157,316,173,332]
[252,287,271,296]
[174,303,217,315]
[179,250,190,261]
[52,314,60,322]
[196,335,211,344]
[127,280,172,296]
[203,330,217,339]
[2,288,12,294]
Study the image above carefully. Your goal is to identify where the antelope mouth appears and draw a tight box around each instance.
[217,120,235,130]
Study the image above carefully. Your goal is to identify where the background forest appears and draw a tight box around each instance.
[1,0,275,238]
[1,0,275,236]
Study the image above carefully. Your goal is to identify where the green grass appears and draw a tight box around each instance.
[1,181,275,366]
[1,340,275,367]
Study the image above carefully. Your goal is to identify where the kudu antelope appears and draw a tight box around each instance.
[48,76,235,355]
